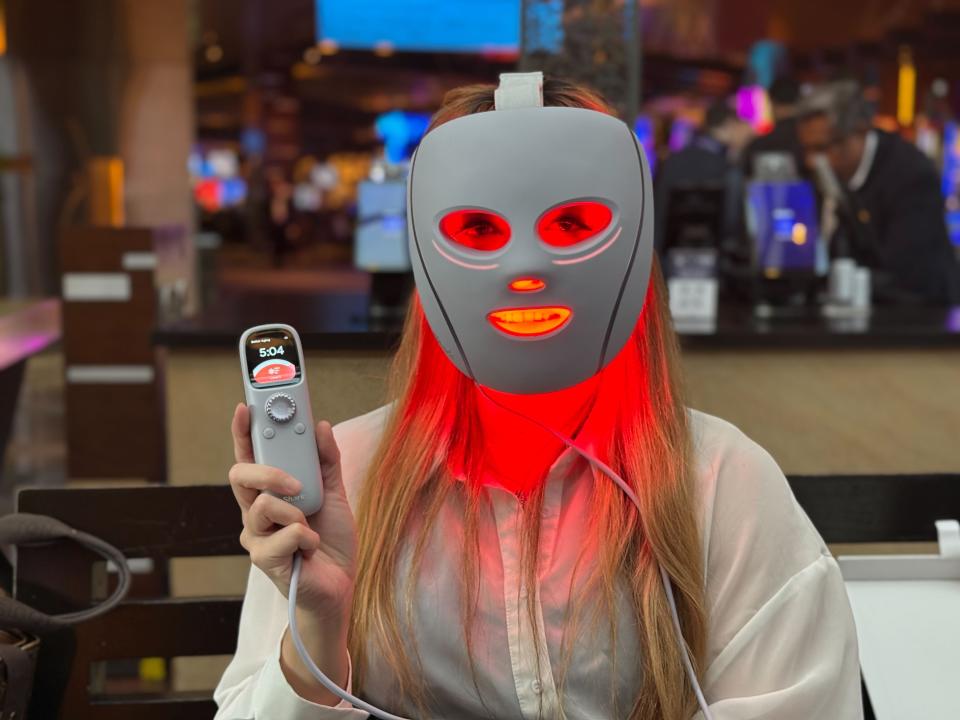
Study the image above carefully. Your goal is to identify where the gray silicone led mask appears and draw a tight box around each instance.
[408,93,653,395]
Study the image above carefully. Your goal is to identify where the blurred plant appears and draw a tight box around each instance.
[522,0,718,116]
[522,0,634,117]
[643,0,716,57]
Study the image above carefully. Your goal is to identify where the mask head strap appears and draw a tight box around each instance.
[493,71,544,110]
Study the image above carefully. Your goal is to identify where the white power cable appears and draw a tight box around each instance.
[475,387,715,720]
[289,553,413,719]
[285,388,714,720]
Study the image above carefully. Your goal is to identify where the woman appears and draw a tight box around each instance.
[216,77,862,720]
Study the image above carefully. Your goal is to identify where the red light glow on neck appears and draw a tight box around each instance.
[393,286,659,499]
[488,306,572,337]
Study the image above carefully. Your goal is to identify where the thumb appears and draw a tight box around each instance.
[231,402,255,463]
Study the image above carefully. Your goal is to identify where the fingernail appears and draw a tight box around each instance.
[287,479,302,494]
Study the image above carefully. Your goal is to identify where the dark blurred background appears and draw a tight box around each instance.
[1,2,960,710]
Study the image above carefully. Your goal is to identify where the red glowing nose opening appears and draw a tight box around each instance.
[509,278,545,292]
[537,201,613,247]
[439,209,511,252]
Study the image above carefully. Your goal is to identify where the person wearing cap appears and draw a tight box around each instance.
[797,80,960,304]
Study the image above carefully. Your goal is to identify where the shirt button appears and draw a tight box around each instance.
[531,680,542,694]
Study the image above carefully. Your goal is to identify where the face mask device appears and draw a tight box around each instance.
[407,73,654,395]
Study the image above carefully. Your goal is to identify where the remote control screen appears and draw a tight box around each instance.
[245,329,302,387]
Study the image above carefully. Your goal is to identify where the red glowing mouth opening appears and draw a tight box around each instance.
[487,306,572,337]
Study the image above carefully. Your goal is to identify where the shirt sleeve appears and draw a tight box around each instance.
[214,407,391,718]
[213,563,370,719]
[694,423,864,719]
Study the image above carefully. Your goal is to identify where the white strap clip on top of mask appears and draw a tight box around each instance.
[494,71,544,110]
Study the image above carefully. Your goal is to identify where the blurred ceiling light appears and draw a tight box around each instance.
[319,39,339,55]
[194,76,247,97]
[373,41,395,58]
[303,46,322,64]
[291,62,313,80]
[205,44,224,63]
[897,46,916,127]
[932,78,949,99]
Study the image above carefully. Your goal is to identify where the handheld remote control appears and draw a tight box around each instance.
[239,324,323,516]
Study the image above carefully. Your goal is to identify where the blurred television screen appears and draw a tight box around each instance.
[746,180,820,274]
[634,115,657,176]
[669,117,695,153]
[354,180,410,272]
[943,122,960,247]
[317,0,522,54]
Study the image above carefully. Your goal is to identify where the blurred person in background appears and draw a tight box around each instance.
[742,76,806,179]
[797,81,960,304]
[654,99,753,252]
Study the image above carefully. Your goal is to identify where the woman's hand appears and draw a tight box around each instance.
[229,403,357,622]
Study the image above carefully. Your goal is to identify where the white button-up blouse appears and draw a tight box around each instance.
[214,406,863,719]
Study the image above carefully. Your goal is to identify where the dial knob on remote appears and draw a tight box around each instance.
[265,393,296,423]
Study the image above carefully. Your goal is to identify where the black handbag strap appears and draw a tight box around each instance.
[0,513,132,634]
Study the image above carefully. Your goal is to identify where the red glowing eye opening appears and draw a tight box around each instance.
[439,209,511,252]
[537,201,613,247]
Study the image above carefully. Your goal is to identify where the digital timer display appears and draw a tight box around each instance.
[245,329,302,387]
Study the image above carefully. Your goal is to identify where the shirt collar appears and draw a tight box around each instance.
[848,130,878,191]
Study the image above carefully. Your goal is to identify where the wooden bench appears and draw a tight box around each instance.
[15,474,960,718]
[16,484,243,720]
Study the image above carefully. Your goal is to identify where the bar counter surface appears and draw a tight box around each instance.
[154,291,960,351]
[155,292,960,495]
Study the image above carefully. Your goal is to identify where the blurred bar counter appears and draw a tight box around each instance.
[155,294,960,487]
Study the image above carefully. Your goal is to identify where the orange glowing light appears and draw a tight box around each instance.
[488,307,572,337]
[791,223,807,245]
[508,278,545,292]
[898,46,916,127]
[373,41,395,58]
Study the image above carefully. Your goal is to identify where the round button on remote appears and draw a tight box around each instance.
[265,393,296,423]
[262,427,275,439]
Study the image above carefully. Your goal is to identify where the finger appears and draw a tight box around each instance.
[315,421,345,492]
[231,403,255,464]
[228,463,301,512]
[247,492,308,535]
[251,523,320,568]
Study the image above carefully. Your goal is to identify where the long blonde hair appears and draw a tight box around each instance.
[349,78,707,720]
